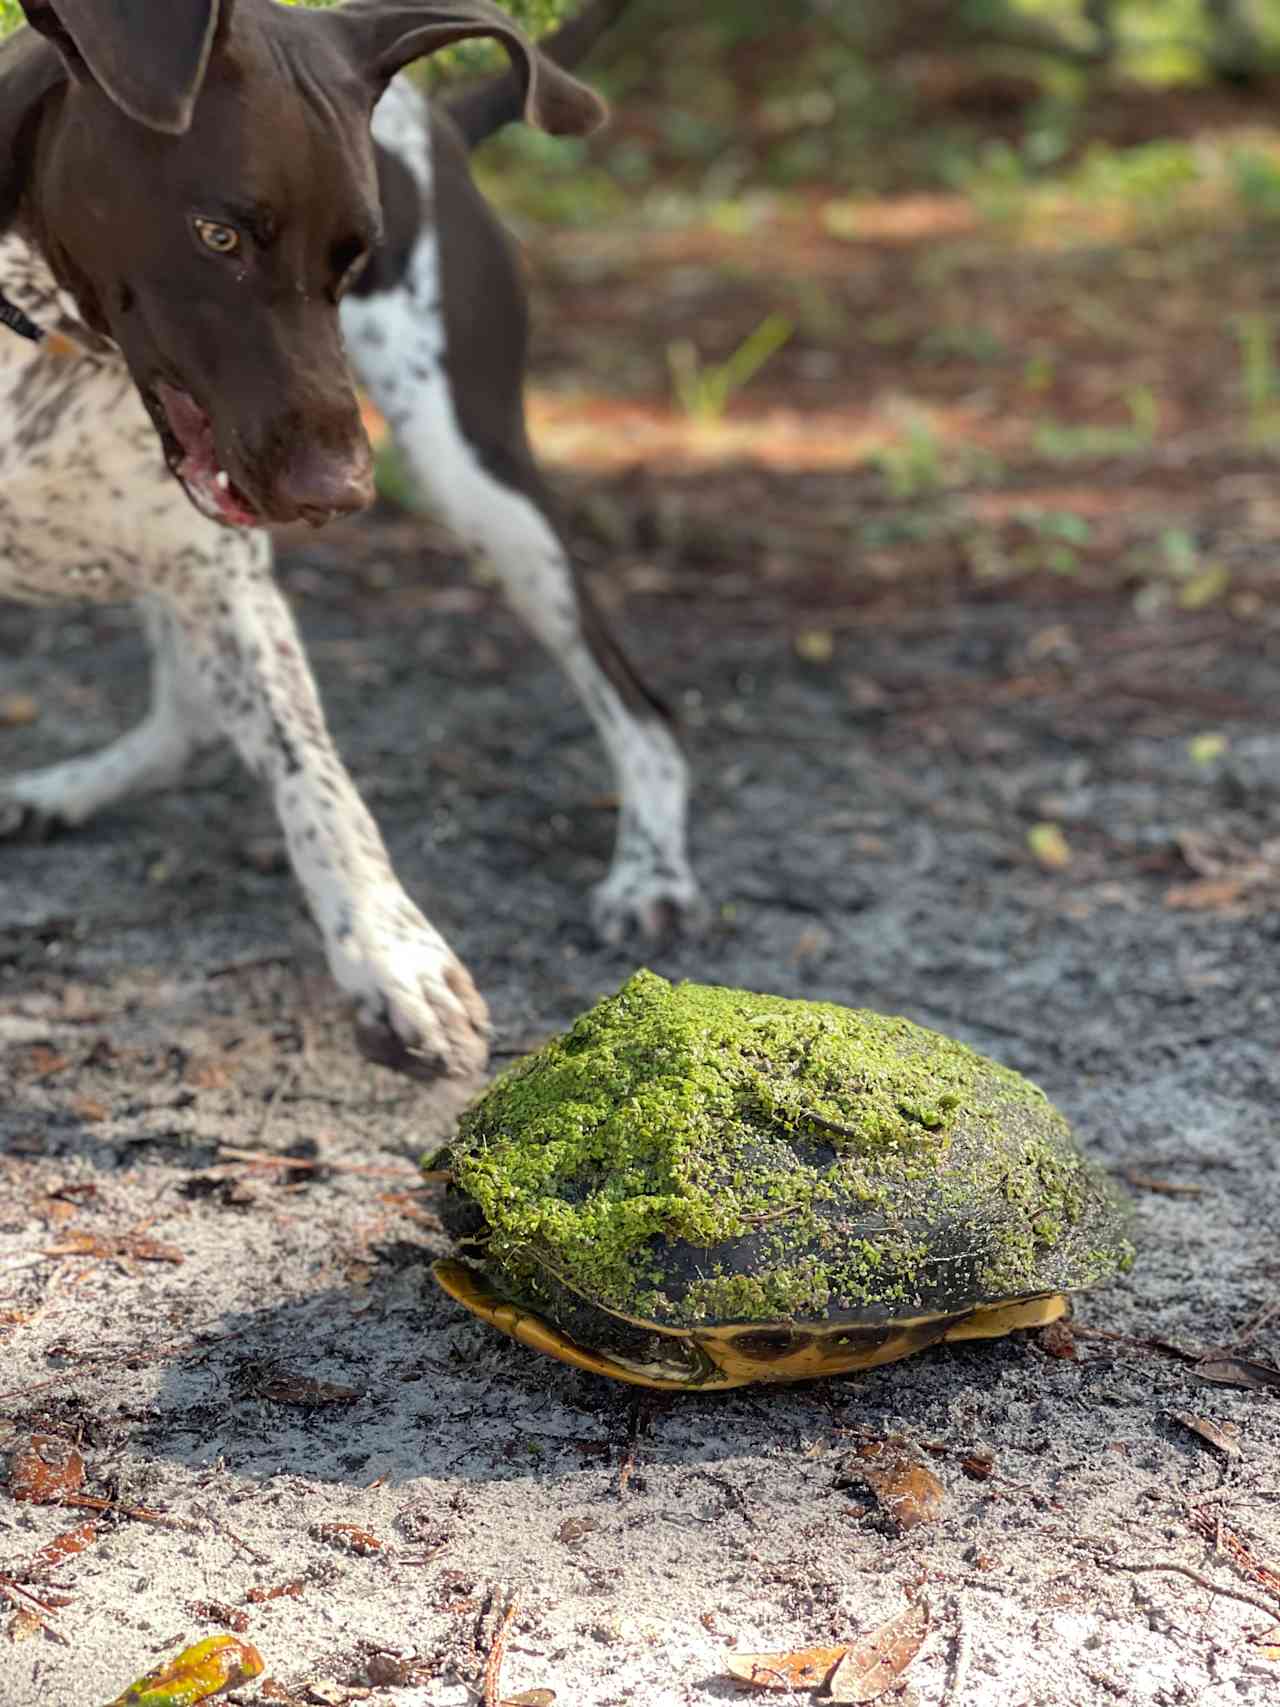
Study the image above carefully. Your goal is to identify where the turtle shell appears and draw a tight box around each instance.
[431,972,1134,1389]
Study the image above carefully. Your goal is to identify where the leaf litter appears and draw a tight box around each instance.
[834,1438,945,1533]
[100,1635,264,1707]
[726,1599,929,1700]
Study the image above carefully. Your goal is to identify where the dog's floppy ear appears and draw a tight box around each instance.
[18,0,222,134]
[0,32,67,230]
[334,0,607,136]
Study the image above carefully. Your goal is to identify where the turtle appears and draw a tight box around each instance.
[429,971,1134,1390]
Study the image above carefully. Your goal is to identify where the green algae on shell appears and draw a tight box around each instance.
[435,971,1134,1333]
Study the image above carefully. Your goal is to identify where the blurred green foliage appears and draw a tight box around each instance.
[462,0,1280,231]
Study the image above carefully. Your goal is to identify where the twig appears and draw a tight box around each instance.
[205,952,291,980]
[796,1109,863,1142]
[1189,1507,1280,1600]
[944,1595,973,1706]
[1070,1325,1201,1363]
[482,1593,519,1707]
[61,1492,197,1531]
[196,1506,273,1566]
[617,1394,653,1497]
[1103,1558,1280,1623]
[699,1470,757,1529]
[1231,1300,1280,1351]
[257,1063,301,1148]
[216,1145,420,1180]
[741,1663,796,1689]
[0,1578,70,1644]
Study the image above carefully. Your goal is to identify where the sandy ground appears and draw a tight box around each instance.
[2,504,1279,1707]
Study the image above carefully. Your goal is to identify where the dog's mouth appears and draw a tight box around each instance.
[149,381,261,529]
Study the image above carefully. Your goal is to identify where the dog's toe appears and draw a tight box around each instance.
[351,955,491,1083]
[590,874,711,946]
[0,795,63,843]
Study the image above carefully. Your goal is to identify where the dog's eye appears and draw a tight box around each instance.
[193,219,240,256]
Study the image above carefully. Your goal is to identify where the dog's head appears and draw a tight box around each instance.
[0,0,604,528]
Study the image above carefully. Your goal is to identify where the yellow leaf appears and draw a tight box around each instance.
[1188,732,1226,766]
[1027,822,1071,870]
[794,629,835,664]
[1176,564,1229,609]
[103,1635,265,1707]
[0,692,38,727]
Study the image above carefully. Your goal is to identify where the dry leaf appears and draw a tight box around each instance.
[503,1693,556,1706]
[725,1644,848,1691]
[1164,879,1246,911]
[8,1435,85,1503]
[7,1607,47,1642]
[29,1522,98,1571]
[364,1656,419,1687]
[25,1047,69,1081]
[245,1581,304,1604]
[256,1374,362,1406]
[1193,1356,1280,1392]
[1189,1510,1280,1598]
[44,1232,183,1265]
[959,1452,995,1482]
[103,1634,264,1706]
[0,692,39,727]
[123,1235,184,1264]
[842,1439,945,1533]
[1037,1320,1077,1359]
[70,1095,109,1123]
[311,1522,382,1555]
[187,1603,250,1635]
[1170,1411,1242,1459]
[556,1518,597,1547]
[828,1600,930,1704]
[183,1056,234,1090]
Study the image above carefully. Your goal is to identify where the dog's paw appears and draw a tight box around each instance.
[353,957,491,1082]
[590,867,711,946]
[0,791,66,843]
[329,901,491,1081]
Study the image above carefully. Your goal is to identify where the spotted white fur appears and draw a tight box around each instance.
[352,83,702,941]
[0,77,703,1074]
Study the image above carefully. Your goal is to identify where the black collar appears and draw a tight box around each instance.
[0,289,44,343]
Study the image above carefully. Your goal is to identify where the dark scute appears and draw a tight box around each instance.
[824,1323,896,1351]
[728,1327,817,1362]
[440,1182,490,1246]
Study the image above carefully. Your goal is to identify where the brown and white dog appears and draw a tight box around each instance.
[0,0,705,1080]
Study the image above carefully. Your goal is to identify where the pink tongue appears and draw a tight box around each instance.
[156,381,216,467]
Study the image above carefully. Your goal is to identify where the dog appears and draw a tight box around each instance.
[0,0,705,1081]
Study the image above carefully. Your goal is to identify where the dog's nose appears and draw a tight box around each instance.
[276,446,376,524]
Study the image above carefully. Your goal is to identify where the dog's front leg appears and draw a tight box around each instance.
[0,601,218,835]
[165,537,490,1081]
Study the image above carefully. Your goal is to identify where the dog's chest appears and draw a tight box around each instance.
[0,233,194,603]
[0,229,114,354]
